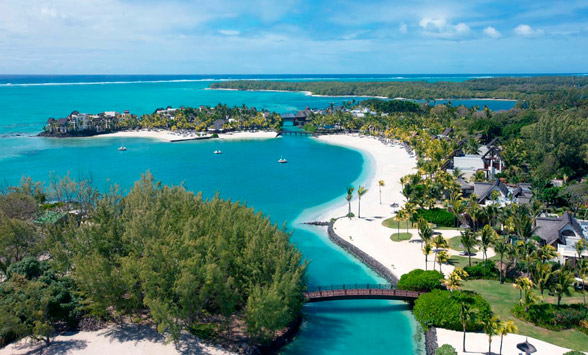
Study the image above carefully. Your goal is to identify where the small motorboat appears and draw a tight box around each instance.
[214,150,223,154]
[118,146,127,151]
[278,155,287,163]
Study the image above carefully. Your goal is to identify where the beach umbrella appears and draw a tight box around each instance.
[516,338,537,355]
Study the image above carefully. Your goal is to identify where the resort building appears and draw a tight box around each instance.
[451,139,504,180]
[464,179,534,206]
[533,212,588,263]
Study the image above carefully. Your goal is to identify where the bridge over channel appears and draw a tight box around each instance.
[304,284,424,303]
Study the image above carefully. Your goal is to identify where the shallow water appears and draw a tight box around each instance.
[0,74,520,354]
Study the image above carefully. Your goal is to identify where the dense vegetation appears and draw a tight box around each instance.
[413,289,492,331]
[397,269,444,292]
[211,76,588,102]
[0,173,306,347]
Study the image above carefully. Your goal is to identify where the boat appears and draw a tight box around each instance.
[278,155,287,163]
[118,146,127,151]
[214,150,222,154]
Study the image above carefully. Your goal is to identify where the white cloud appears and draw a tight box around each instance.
[419,17,470,38]
[483,26,501,38]
[399,23,408,34]
[219,30,240,36]
[514,24,543,37]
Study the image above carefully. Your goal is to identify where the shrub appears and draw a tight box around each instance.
[436,344,458,355]
[512,303,588,330]
[414,208,455,227]
[211,133,219,138]
[413,290,491,331]
[398,269,444,292]
[463,260,499,280]
[563,351,585,355]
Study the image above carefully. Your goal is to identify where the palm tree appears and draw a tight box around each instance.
[460,229,479,267]
[514,276,534,303]
[521,290,539,312]
[444,268,467,292]
[345,187,354,218]
[576,238,587,268]
[459,301,477,352]
[497,320,518,355]
[493,236,509,284]
[531,261,553,297]
[483,316,500,355]
[432,234,448,270]
[578,260,588,304]
[480,224,495,265]
[550,267,575,307]
[378,180,385,205]
[357,185,368,218]
[436,250,450,273]
[422,243,433,271]
[417,218,433,244]
[534,244,558,265]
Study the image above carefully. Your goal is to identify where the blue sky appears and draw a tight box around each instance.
[0,0,587,74]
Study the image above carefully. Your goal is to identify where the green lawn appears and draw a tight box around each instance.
[447,236,478,252]
[382,217,412,230]
[390,232,412,241]
[463,280,588,352]
[434,226,465,231]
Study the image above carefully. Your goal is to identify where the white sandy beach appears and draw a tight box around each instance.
[0,324,232,355]
[436,328,580,355]
[90,130,277,142]
[307,133,576,354]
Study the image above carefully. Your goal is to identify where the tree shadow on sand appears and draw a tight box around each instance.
[101,323,218,355]
[16,339,88,355]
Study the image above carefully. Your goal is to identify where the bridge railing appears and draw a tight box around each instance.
[306,284,395,293]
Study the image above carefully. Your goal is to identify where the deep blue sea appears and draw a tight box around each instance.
[0,74,534,354]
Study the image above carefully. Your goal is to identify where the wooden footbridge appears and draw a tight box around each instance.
[277,130,316,137]
[304,284,424,303]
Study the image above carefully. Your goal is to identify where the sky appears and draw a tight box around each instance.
[0,0,587,74]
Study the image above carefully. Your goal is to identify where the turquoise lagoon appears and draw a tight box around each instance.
[0,75,517,354]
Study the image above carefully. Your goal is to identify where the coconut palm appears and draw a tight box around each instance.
[550,267,575,307]
[459,301,477,352]
[514,276,533,303]
[436,250,450,273]
[378,180,385,205]
[444,268,467,292]
[493,236,509,284]
[497,320,518,355]
[534,244,558,265]
[417,218,433,244]
[446,193,467,227]
[531,261,553,297]
[422,243,433,271]
[482,316,500,355]
[432,234,448,269]
[576,238,587,267]
[357,185,368,218]
[480,224,496,265]
[460,229,479,267]
[578,260,588,304]
[345,187,354,219]
[521,290,539,312]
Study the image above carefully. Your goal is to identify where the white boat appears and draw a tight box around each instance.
[214,150,222,154]
[118,146,127,151]
[278,155,287,163]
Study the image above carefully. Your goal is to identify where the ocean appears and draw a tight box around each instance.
[0,74,521,354]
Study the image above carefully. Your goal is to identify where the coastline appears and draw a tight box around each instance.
[207,87,517,102]
[43,130,278,142]
[297,133,576,355]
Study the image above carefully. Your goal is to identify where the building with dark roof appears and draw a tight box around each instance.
[535,211,584,246]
